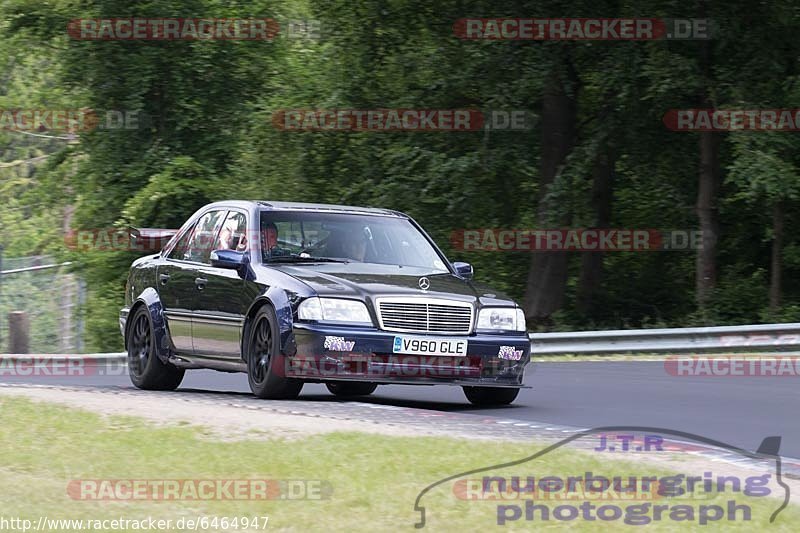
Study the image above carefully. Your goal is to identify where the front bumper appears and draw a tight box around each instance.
[288,323,531,387]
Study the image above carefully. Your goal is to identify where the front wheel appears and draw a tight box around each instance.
[247,306,303,399]
[326,382,378,397]
[126,306,184,391]
[462,386,519,406]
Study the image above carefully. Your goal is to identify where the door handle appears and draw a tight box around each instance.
[195,277,208,290]
[159,273,170,285]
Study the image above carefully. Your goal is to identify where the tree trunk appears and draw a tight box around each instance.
[695,131,720,309]
[695,23,719,313]
[577,148,615,316]
[769,201,783,312]
[522,66,576,326]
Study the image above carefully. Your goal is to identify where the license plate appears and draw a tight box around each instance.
[392,335,468,357]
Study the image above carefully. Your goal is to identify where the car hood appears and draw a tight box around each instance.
[267,263,517,307]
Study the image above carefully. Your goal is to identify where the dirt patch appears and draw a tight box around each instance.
[0,385,445,441]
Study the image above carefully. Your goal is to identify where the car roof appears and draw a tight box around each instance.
[202,200,407,218]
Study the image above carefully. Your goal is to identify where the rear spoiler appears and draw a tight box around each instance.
[129,227,179,252]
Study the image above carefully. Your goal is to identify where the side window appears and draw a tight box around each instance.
[183,210,226,263]
[166,222,196,260]
[213,211,248,252]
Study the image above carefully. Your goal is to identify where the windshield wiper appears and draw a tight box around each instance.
[264,255,349,264]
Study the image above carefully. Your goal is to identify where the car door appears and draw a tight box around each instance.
[158,222,198,354]
[192,209,257,358]
[159,209,226,355]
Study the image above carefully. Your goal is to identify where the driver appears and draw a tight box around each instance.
[342,231,368,261]
[327,226,368,261]
[262,222,290,257]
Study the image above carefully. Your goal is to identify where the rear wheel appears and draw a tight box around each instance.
[326,382,378,397]
[462,386,519,406]
[247,306,303,399]
[126,306,184,391]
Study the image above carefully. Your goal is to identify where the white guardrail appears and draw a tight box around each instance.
[2,324,800,359]
[529,323,800,355]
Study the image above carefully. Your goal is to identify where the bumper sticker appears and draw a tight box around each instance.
[324,336,355,351]
[498,345,524,361]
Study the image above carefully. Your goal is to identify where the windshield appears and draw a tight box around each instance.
[259,210,450,273]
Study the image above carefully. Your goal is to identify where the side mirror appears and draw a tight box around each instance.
[453,261,473,280]
[211,249,249,271]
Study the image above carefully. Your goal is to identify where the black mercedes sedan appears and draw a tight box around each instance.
[120,200,530,405]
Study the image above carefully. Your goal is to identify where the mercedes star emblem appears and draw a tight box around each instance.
[418,277,430,290]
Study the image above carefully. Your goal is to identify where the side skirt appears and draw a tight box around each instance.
[168,354,247,373]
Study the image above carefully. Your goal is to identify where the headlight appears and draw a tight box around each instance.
[297,297,372,325]
[477,307,526,332]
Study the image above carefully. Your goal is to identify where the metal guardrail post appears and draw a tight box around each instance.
[8,310,30,354]
[77,278,86,352]
[0,244,3,351]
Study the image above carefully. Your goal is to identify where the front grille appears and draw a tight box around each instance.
[376,298,473,334]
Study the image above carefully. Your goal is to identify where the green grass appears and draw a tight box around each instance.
[0,396,797,531]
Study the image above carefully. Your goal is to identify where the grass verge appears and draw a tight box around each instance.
[0,395,797,531]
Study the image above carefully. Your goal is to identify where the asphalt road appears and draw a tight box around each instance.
[3,360,798,457]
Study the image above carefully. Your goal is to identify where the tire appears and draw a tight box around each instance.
[326,382,378,397]
[246,305,303,399]
[462,386,519,406]
[126,306,184,391]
